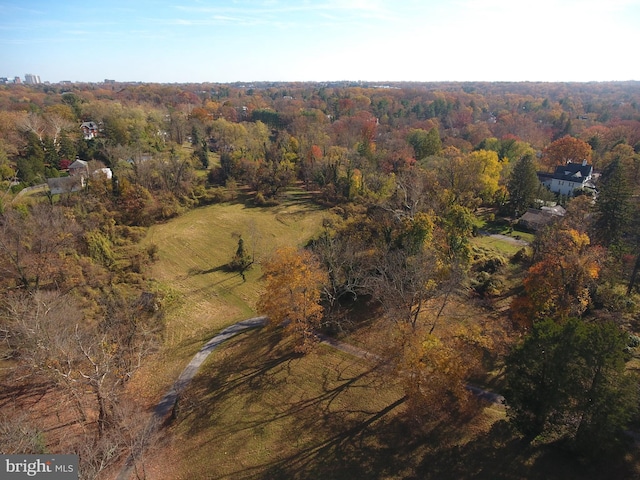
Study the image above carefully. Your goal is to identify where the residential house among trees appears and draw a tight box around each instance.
[80,121,99,140]
[540,160,594,196]
[517,205,566,231]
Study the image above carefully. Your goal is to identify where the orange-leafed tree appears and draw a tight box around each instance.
[541,136,592,172]
[257,247,328,352]
[511,228,603,326]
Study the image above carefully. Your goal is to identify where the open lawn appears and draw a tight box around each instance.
[129,192,331,404]
[141,325,639,480]
[471,234,528,257]
[145,328,507,480]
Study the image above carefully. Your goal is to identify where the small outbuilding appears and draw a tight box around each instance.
[68,159,89,177]
[517,206,565,232]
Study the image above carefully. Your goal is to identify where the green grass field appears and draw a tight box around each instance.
[131,195,640,480]
[131,192,331,403]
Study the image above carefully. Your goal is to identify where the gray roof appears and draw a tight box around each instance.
[518,208,561,231]
[47,176,84,194]
[69,159,88,169]
[553,162,592,182]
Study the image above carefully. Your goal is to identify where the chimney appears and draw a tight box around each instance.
[582,159,587,166]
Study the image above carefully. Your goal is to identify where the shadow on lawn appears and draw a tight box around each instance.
[175,329,640,480]
[187,264,227,277]
[413,420,640,480]
[249,419,640,480]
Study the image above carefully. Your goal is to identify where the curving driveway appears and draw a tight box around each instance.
[117,316,267,480]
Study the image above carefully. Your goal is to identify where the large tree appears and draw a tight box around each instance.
[541,136,592,172]
[511,228,603,326]
[594,158,632,249]
[504,318,637,454]
[257,247,327,352]
[407,127,441,160]
[506,154,540,217]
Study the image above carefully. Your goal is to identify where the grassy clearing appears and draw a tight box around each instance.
[131,196,640,479]
[471,235,527,257]
[175,329,403,479]
[129,193,331,403]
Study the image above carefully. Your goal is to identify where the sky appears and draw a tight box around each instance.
[1,0,639,84]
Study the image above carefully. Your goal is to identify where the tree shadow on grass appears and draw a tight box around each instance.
[187,264,228,277]
[249,396,409,480]
[412,420,640,480]
[178,328,418,479]
[168,324,640,480]
[251,417,640,480]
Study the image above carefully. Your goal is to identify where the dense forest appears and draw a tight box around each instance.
[1,80,640,478]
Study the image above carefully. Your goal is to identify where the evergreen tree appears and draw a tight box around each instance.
[197,139,209,169]
[229,237,252,280]
[507,154,540,217]
[504,318,638,454]
[594,159,631,249]
[58,133,77,163]
[17,132,45,184]
[42,136,60,171]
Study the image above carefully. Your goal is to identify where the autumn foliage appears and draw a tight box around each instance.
[257,247,328,352]
[398,324,484,423]
[541,135,593,172]
[511,228,602,326]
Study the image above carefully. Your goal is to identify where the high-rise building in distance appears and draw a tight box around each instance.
[24,74,41,84]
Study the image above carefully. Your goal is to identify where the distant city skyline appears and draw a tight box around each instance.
[1,0,639,84]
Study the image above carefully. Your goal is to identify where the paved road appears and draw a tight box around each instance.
[116,316,267,480]
[479,230,529,246]
[153,316,268,419]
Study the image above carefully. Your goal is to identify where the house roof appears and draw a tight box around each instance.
[80,121,98,130]
[541,205,566,216]
[69,159,88,169]
[518,208,561,231]
[552,162,592,182]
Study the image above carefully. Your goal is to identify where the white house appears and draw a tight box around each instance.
[541,160,594,196]
[93,167,113,180]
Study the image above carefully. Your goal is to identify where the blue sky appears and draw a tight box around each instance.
[1,0,639,83]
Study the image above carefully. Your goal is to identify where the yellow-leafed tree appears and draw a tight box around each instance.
[258,247,328,352]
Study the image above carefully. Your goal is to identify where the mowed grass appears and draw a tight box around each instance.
[163,329,408,480]
[130,193,331,403]
[146,325,637,480]
[471,234,528,257]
